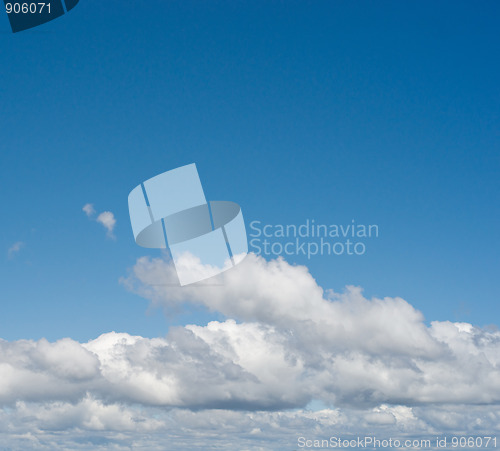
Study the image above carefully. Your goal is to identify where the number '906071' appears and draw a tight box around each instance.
[6,3,50,14]
[2,0,79,33]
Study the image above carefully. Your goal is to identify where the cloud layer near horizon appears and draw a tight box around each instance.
[1,254,499,449]
[1,398,500,450]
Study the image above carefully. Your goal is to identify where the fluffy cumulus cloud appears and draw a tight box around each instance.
[96,211,116,238]
[1,254,499,449]
[82,203,96,217]
[82,203,116,238]
[122,254,500,405]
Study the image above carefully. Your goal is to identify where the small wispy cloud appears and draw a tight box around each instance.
[83,204,116,239]
[96,211,116,239]
[82,203,96,217]
[7,241,24,259]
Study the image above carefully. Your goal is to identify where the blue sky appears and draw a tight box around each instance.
[1,3,500,450]
[1,0,499,344]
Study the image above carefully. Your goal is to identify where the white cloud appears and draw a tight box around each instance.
[2,315,499,414]
[123,254,441,356]
[1,254,499,448]
[0,254,499,410]
[120,253,500,407]
[0,400,499,450]
[82,203,96,217]
[83,204,116,239]
[96,211,116,238]
[7,241,24,259]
